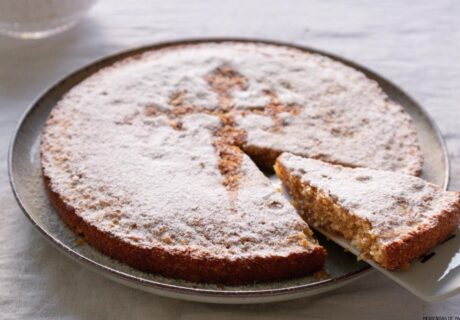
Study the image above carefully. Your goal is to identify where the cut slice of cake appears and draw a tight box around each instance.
[275,153,460,270]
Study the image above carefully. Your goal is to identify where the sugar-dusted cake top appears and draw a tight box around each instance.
[41,41,423,261]
[277,153,459,243]
[47,42,422,174]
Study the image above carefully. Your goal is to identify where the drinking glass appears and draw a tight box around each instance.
[0,0,98,39]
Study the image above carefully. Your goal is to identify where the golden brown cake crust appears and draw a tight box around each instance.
[44,175,326,284]
[382,205,460,269]
[275,153,460,270]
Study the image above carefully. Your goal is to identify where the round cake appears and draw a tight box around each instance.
[40,41,423,284]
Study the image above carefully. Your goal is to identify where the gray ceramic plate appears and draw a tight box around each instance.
[8,39,450,304]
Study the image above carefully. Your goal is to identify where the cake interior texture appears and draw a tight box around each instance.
[275,153,460,270]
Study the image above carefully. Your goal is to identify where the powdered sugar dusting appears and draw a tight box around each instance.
[233,48,423,174]
[41,41,423,262]
[41,107,316,260]
[278,153,460,244]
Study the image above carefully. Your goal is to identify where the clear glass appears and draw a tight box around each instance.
[0,0,98,39]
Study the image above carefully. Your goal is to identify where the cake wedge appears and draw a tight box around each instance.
[275,153,460,270]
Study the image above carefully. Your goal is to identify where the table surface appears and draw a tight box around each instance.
[1,0,459,319]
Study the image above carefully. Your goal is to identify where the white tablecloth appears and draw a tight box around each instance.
[1,0,459,318]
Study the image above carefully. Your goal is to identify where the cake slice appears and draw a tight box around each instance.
[275,153,460,270]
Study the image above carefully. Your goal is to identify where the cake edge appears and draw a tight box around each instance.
[42,172,327,285]
[381,200,460,269]
[274,154,460,270]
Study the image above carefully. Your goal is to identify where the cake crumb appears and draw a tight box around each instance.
[314,269,330,280]
[75,237,86,246]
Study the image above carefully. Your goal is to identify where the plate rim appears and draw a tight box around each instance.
[7,37,451,301]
